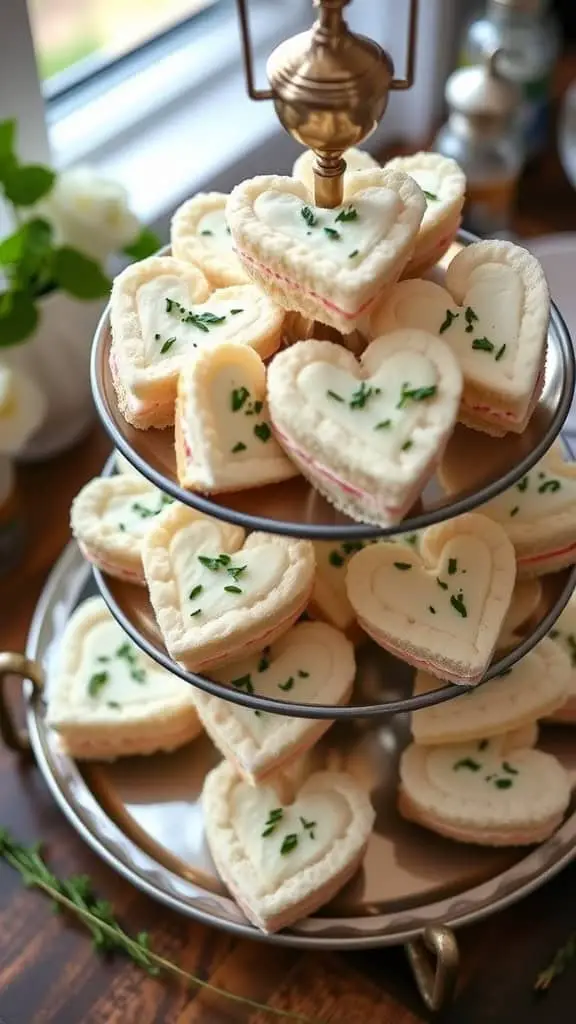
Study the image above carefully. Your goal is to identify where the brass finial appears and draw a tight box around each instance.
[236,0,419,208]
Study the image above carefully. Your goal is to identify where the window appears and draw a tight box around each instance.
[28,0,220,95]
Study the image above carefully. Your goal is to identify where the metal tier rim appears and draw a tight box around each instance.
[90,232,576,541]
[93,560,576,720]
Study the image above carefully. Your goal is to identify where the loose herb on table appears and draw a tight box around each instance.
[0,829,315,1022]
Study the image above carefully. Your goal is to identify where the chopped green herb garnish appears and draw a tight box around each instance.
[280,834,299,855]
[231,674,254,694]
[394,562,412,571]
[189,585,203,600]
[130,668,146,684]
[494,778,513,790]
[253,400,263,414]
[453,757,480,771]
[348,249,359,259]
[478,739,489,751]
[165,297,176,313]
[450,592,468,617]
[230,308,243,314]
[329,550,344,568]
[517,476,529,493]
[374,419,391,430]
[401,440,413,451]
[323,227,340,240]
[116,642,136,663]
[298,670,309,678]
[538,479,561,493]
[97,655,110,663]
[224,585,242,594]
[397,383,438,408]
[301,206,317,227]
[464,306,479,333]
[429,606,436,614]
[341,541,364,555]
[154,332,160,341]
[437,579,448,590]
[231,442,246,453]
[227,565,246,581]
[510,506,520,517]
[197,553,231,571]
[549,628,560,640]
[439,309,459,334]
[327,389,344,402]
[278,677,294,692]
[231,386,250,412]
[160,337,176,354]
[107,701,121,709]
[190,609,202,617]
[349,381,376,410]
[472,337,494,353]
[335,205,358,223]
[495,344,506,361]
[88,671,109,697]
[254,422,271,442]
[119,523,126,531]
[200,229,213,236]
[261,807,283,837]
[502,761,519,775]
[423,190,438,201]
[448,558,458,575]
[258,649,271,673]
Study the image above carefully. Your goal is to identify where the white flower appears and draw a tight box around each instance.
[0,363,46,454]
[40,167,141,264]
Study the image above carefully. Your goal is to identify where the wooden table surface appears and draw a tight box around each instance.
[3,70,576,1024]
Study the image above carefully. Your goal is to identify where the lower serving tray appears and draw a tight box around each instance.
[2,541,576,1010]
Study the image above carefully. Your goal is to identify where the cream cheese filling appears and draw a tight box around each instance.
[231,779,350,889]
[253,187,401,266]
[196,208,234,250]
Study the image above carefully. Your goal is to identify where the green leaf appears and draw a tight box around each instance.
[0,119,16,176]
[122,226,160,261]
[3,165,56,206]
[0,228,25,266]
[52,246,111,299]
[0,291,38,346]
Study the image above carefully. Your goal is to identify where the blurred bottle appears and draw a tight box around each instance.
[432,52,523,237]
[459,0,559,159]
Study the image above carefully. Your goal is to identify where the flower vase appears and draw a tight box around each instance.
[2,290,105,461]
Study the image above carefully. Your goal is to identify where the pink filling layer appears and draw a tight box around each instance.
[360,620,481,684]
[518,540,576,566]
[192,600,309,673]
[79,543,143,583]
[238,250,380,321]
[464,368,545,424]
[272,422,404,514]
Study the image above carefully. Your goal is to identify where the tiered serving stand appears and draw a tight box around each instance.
[3,0,576,1011]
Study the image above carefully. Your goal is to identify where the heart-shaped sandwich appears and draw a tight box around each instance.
[411,638,570,746]
[267,331,462,526]
[175,342,297,493]
[110,255,284,429]
[547,593,576,724]
[308,533,419,636]
[498,577,543,648]
[142,503,315,671]
[193,622,355,782]
[171,192,249,288]
[445,443,576,578]
[399,735,571,846]
[292,146,379,194]
[346,513,516,683]
[381,152,465,277]
[226,170,425,333]
[203,759,375,932]
[46,597,202,759]
[71,474,175,584]
[371,240,549,436]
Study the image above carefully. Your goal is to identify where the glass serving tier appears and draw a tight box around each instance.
[93,562,576,720]
[91,233,576,541]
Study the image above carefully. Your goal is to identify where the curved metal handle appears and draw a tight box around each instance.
[390,0,419,91]
[0,652,44,751]
[235,0,274,101]
[405,925,459,1012]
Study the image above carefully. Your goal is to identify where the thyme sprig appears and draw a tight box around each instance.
[0,828,318,1023]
